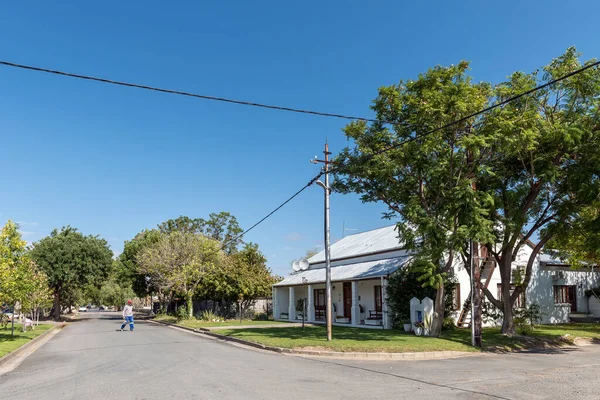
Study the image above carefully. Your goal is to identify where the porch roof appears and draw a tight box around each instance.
[273,256,411,287]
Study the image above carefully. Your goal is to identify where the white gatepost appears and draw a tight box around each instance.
[273,286,280,319]
[410,297,422,328]
[288,286,296,321]
[381,276,390,329]
[409,297,434,336]
[307,284,315,322]
[351,281,360,326]
[422,297,434,334]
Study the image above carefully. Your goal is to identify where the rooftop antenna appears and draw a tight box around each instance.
[342,221,358,238]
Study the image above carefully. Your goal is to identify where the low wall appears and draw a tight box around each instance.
[589,296,600,317]
[543,304,571,324]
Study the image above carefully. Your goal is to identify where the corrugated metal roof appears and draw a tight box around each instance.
[308,225,401,264]
[274,256,411,286]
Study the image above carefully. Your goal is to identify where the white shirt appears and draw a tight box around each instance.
[123,305,134,317]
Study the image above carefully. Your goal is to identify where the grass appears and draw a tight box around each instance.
[0,324,53,358]
[153,315,285,328]
[214,323,600,353]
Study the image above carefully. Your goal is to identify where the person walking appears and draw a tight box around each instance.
[120,300,134,331]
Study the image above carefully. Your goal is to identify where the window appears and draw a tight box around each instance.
[374,285,382,312]
[453,283,461,311]
[554,285,576,312]
[496,284,525,309]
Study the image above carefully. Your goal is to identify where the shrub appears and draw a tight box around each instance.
[254,312,269,321]
[515,303,543,334]
[295,299,305,313]
[200,310,223,322]
[175,305,188,321]
[442,316,456,331]
[386,264,457,327]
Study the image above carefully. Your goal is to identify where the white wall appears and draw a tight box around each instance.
[589,296,600,317]
[275,287,289,318]
[526,266,600,323]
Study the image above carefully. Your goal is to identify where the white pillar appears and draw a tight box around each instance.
[351,281,360,325]
[273,286,280,319]
[381,276,389,329]
[289,286,296,321]
[307,285,315,322]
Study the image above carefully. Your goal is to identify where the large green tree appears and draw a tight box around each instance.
[474,48,600,334]
[158,212,243,254]
[334,61,492,337]
[137,231,225,319]
[118,229,162,298]
[29,226,113,320]
[225,243,280,317]
[335,48,600,336]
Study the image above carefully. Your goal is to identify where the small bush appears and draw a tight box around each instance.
[200,310,223,322]
[175,306,188,321]
[515,303,543,334]
[442,316,456,331]
[254,312,269,321]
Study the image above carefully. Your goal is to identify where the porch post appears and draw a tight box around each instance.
[288,286,296,321]
[351,281,360,326]
[272,286,280,319]
[381,276,389,329]
[307,284,315,322]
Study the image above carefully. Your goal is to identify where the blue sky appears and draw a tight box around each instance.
[1,1,599,276]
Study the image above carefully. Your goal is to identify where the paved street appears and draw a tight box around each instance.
[1,313,599,399]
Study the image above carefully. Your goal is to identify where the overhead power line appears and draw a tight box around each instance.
[221,172,323,250]
[0,60,380,124]
[332,59,600,173]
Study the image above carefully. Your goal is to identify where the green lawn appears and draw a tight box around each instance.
[214,323,600,353]
[0,324,53,358]
[153,315,286,329]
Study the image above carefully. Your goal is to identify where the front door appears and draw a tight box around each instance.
[343,282,352,320]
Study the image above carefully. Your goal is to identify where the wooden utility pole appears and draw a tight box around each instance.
[311,142,333,341]
[467,138,483,348]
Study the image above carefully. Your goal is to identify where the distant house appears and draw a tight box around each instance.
[273,225,600,328]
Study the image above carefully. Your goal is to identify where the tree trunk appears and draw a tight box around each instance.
[501,305,516,335]
[499,262,516,336]
[429,285,445,338]
[187,295,193,319]
[53,291,61,321]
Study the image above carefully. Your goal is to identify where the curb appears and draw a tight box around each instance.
[0,324,64,368]
[147,319,475,360]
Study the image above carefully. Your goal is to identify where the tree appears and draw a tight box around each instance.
[0,221,35,335]
[386,261,456,327]
[474,48,600,334]
[546,204,600,267]
[21,263,52,330]
[29,226,113,320]
[137,231,225,319]
[158,212,244,254]
[335,47,600,336]
[226,243,280,318]
[334,61,493,337]
[118,229,162,298]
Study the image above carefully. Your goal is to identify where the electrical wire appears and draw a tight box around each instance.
[221,171,323,250]
[0,60,380,124]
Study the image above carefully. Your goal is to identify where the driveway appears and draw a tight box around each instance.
[0,313,598,399]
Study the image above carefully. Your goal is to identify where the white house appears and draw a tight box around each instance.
[273,225,600,328]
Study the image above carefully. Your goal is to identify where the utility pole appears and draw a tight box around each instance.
[467,137,482,348]
[311,142,333,341]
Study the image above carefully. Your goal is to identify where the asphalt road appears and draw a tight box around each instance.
[1,313,599,399]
